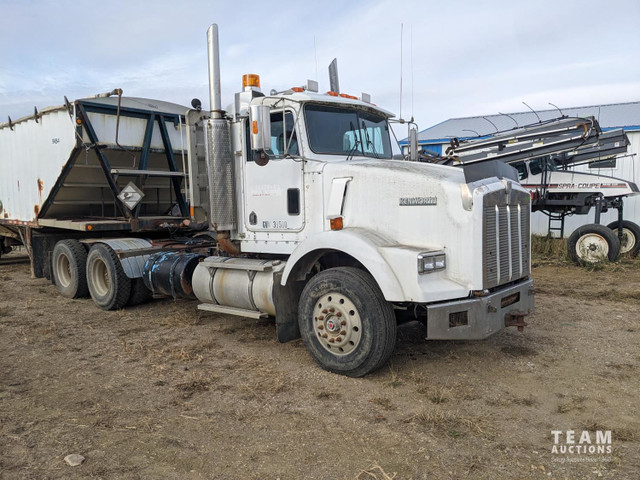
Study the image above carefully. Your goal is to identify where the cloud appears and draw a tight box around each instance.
[1,0,639,132]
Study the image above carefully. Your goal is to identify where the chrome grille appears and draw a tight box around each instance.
[483,189,530,288]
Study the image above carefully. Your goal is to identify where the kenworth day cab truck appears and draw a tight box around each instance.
[0,24,534,376]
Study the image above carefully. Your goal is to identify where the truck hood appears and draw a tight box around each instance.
[319,159,470,249]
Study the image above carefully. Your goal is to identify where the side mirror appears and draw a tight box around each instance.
[250,105,272,153]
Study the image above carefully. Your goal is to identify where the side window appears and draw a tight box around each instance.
[529,158,543,176]
[513,161,528,181]
[270,111,299,156]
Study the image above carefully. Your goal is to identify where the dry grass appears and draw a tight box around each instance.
[354,462,397,480]
[405,409,493,439]
[581,420,637,442]
[316,390,342,400]
[557,395,586,414]
[532,234,569,264]
[239,372,292,400]
[369,397,397,411]
[416,384,450,404]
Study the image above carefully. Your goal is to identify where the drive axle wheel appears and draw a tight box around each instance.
[86,243,131,310]
[567,224,620,264]
[52,239,89,298]
[606,220,640,257]
[298,267,396,377]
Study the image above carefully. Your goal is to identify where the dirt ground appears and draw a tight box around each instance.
[1,248,639,480]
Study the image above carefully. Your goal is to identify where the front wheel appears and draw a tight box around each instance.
[567,224,621,264]
[606,220,640,257]
[298,267,397,377]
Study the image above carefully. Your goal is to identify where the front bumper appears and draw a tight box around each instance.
[425,278,535,340]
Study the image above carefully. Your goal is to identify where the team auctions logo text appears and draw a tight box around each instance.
[551,430,612,456]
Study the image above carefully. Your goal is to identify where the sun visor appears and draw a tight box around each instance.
[462,160,519,184]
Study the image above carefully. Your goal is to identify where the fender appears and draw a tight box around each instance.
[82,237,152,279]
[281,227,406,301]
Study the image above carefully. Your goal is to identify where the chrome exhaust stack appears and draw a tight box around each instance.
[204,24,237,237]
[207,24,223,118]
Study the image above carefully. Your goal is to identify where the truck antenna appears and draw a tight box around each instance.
[399,23,403,120]
[314,35,319,84]
[410,24,414,120]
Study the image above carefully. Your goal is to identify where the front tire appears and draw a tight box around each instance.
[52,240,89,298]
[86,244,131,310]
[298,267,397,377]
[606,220,640,257]
[567,224,621,264]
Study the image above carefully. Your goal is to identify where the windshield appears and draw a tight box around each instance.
[304,104,392,159]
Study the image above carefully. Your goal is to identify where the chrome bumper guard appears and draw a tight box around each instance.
[426,278,535,340]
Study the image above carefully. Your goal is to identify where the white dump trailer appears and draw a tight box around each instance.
[0,24,534,377]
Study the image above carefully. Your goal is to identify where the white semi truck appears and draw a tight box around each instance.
[0,24,534,376]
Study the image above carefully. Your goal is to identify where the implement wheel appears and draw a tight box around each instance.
[606,220,640,257]
[567,224,620,264]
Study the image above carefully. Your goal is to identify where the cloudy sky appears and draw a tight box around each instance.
[1,0,639,136]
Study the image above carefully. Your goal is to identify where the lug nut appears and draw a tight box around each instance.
[336,312,342,317]
[322,309,328,314]
[328,338,335,343]
[340,330,346,335]
[336,337,342,342]
[340,320,346,326]
[322,333,328,338]
[318,325,324,330]
[318,315,325,321]
[329,307,335,313]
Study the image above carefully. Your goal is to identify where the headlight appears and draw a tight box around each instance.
[417,251,446,274]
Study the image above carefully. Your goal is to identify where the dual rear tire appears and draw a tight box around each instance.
[52,240,150,310]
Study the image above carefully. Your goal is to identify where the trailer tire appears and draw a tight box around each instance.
[567,224,621,264]
[298,267,397,377]
[127,278,153,306]
[86,244,131,310]
[52,240,89,299]
[606,220,640,257]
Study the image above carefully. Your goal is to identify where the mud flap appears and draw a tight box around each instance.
[273,271,305,343]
